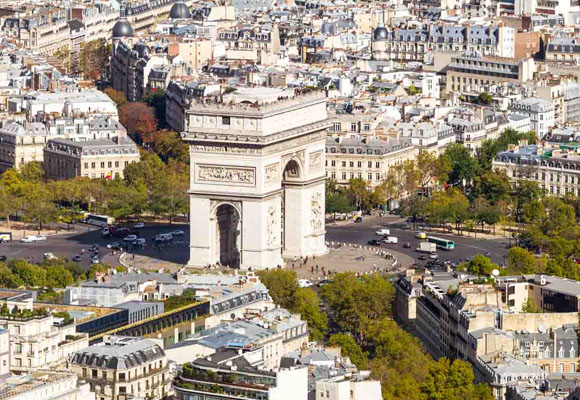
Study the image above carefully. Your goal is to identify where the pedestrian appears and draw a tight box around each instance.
[292,262,295,268]
[315,265,319,271]
[311,266,314,274]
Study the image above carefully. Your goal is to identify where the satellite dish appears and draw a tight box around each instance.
[538,323,547,333]
[492,269,500,277]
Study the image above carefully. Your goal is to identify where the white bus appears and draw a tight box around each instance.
[85,214,115,227]
[426,236,455,250]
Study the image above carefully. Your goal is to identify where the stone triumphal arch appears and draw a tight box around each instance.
[182,88,329,269]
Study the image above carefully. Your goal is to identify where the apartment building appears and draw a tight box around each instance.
[0,295,89,372]
[492,143,580,196]
[44,136,140,180]
[325,137,418,187]
[165,81,221,132]
[512,98,555,139]
[447,108,487,152]
[1,372,94,400]
[398,121,456,154]
[441,53,535,94]
[0,122,49,172]
[174,349,308,400]
[70,336,171,400]
[218,25,281,64]
[315,373,382,400]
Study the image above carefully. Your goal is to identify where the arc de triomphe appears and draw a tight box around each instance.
[181,88,329,269]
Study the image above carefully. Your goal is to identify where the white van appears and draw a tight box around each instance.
[154,233,173,242]
[376,228,390,236]
[383,236,398,244]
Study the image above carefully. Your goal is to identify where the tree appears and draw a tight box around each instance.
[478,92,493,105]
[460,254,498,276]
[0,264,24,288]
[507,247,540,274]
[118,102,158,145]
[346,178,371,211]
[45,265,74,288]
[18,162,44,182]
[407,84,418,95]
[326,193,354,216]
[422,358,493,400]
[443,144,479,186]
[294,288,327,341]
[472,171,510,204]
[7,260,46,287]
[521,297,541,313]
[257,269,298,310]
[511,180,544,223]
[79,39,109,80]
[146,90,167,128]
[152,130,189,163]
[328,334,367,367]
[104,88,127,107]
[87,263,109,280]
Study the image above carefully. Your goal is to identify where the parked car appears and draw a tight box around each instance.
[298,279,313,288]
[367,239,381,246]
[134,222,145,229]
[123,235,138,242]
[21,235,47,243]
[171,230,185,236]
[375,229,390,236]
[72,255,82,262]
[107,242,121,249]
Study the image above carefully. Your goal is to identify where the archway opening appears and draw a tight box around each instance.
[215,204,240,268]
[281,160,301,252]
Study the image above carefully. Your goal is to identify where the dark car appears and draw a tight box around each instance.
[367,239,381,246]
[418,255,427,260]
[0,256,6,262]
[72,255,82,262]
[89,245,99,252]
[318,279,333,287]
[403,242,411,248]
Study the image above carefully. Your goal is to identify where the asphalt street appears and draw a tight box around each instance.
[0,222,191,268]
[326,216,510,266]
[0,216,509,269]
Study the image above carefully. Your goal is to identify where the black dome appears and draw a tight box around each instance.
[373,26,388,41]
[170,2,192,19]
[113,18,133,39]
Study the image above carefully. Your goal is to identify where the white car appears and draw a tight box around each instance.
[91,257,100,264]
[383,236,398,244]
[134,222,145,229]
[43,252,57,260]
[298,279,313,288]
[154,233,174,242]
[171,230,185,236]
[429,252,439,259]
[21,235,47,243]
[123,235,138,242]
[135,238,146,246]
[375,229,390,236]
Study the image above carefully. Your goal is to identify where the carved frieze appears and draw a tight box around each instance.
[265,163,279,183]
[310,192,323,232]
[197,165,255,185]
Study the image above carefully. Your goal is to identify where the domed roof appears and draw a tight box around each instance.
[373,25,388,41]
[112,18,133,39]
[169,2,192,19]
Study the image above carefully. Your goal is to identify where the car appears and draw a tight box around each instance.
[317,279,333,287]
[375,229,390,236]
[43,252,57,260]
[154,233,173,242]
[429,252,439,259]
[367,239,381,246]
[134,222,145,229]
[383,236,398,244]
[298,279,313,288]
[107,242,121,249]
[21,235,47,243]
[134,238,146,246]
[484,252,491,257]
[418,255,427,260]
[403,242,411,248]
[0,256,6,262]
[91,257,100,264]
[123,235,138,242]
[72,255,82,262]
[89,245,99,252]
[354,216,363,223]
[171,230,185,236]
[415,231,427,239]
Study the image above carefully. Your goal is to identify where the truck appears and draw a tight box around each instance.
[417,242,436,253]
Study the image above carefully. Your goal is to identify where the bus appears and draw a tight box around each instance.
[85,214,115,227]
[426,236,455,250]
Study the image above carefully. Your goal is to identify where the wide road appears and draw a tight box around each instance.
[326,216,510,266]
[0,222,190,269]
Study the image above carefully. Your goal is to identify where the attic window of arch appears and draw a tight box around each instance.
[222,116,231,125]
[349,149,354,154]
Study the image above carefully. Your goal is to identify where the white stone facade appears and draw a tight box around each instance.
[182,88,329,269]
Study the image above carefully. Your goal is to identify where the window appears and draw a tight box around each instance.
[349,161,354,168]
[331,160,336,167]
[376,162,380,168]
[368,173,372,180]
[342,161,346,167]
[350,172,354,179]
[333,122,341,131]
[351,123,357,132]
[115,161,119,168]
[357,161,362,168]
[119,373,126,381]
[368,161,372,168]
[108,161,112,168]
[342,172,346,180]
[84,162,88,169]
[101,173,105,179]
[92,369,98,378]
[91,162,96,168]
[376,173,380,180]
[559,347,565,358]
[222,116,231,125]
[100,162,105,168]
